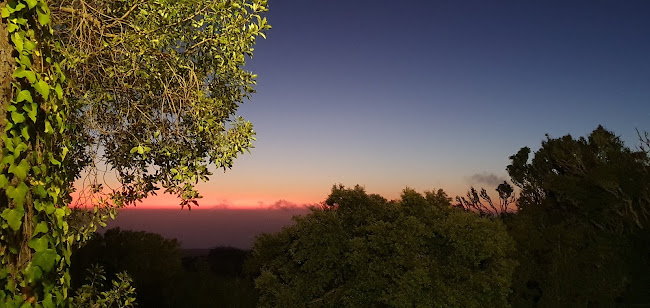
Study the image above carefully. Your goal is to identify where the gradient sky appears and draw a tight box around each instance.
[136,0,650,209]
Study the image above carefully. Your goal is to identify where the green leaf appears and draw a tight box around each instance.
[18,54,31,66]
[34,222,49,235]
[29,236,50,252]
[21,126,29,141]
[2,208,24,231]
[13,67,36,83]
[0,153,14,168]
[130,146,139,154]
[9,159,30,180]
[25,264,43,283]
[33,249,57,272]
[54,208,65,223]
[23,38,36,52]
[11,111,26,124]
[6,182,29,208]
[44,120,53,134]
[9,1,27,12]
[25,0,38,9]
[56,113,63,132]
[16,90,32,103]
[34,80,49,99]
[42,294,54,308]
[49,156,61,166]
[61,146,69,159]
[37,5,50,26]
[0,175,7,188]
[44,202,55,215]
[14,142,28,157]
[6,22,18,32]
[23,102,37,122]
[11,32,23,53]
[34,185,47,198]
[55,83,63,99]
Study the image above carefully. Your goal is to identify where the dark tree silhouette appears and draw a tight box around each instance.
[207,246,249,278]
[249,185,517,307]
[71,228,184,308]
[505,126,650,307]
[456,181,516,217]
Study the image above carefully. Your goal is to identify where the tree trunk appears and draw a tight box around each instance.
[0,1,15,150]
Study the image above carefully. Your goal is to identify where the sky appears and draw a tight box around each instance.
[110,1,650,247]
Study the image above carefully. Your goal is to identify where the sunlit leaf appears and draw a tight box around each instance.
[16,90,32,103]
[34,80,49,99]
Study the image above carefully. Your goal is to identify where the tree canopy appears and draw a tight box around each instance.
[249,185,517,308]
[508,125,650,231]
[0,0,269,306]
[70,228,184,308]
[51,0,270,208]
[504,126,650,307]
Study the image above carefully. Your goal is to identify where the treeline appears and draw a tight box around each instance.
[71,126,650,307]
[70,230,257,307]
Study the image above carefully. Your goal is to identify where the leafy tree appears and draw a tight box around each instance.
[249,185,517,308]
[508,126,650,230]
[181,247,258,307]
[71,265,136,308]
[505,126,650,307]
[70,228,183,308]
[0,0,269,306]
[456,181,516,217]
[207,246,249,277]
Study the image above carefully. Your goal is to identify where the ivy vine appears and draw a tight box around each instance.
[1,0,74,306]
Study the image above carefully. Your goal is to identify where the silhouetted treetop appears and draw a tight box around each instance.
[250,185,516,307]
[507,125,650,232]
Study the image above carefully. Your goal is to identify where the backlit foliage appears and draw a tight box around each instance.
[1,0,269,306]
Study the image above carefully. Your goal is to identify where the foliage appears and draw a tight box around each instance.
[249,185,517,308]
[1,0,269,306]
[207,246,249,277]
[507,125,650,231]
[71,265,136,308]
[455,181,516,217]
[74,232,259,307]
[1,0,75,306]
[50,0,270,209]
[182,247,258,307]
[505,126,650,307]
[71,228,184,308]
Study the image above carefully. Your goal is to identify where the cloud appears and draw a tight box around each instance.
[467,172,506,188]
[211,202,231,209]
[266,199,311,211]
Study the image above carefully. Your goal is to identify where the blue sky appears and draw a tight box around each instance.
[143,0,650,208]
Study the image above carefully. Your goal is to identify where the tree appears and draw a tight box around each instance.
[249,185,517,307]
[0,0,269,306]
[505,126,650,307]
[70,228,184,308]
[71,265,137,308]
[455,181,516,217]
